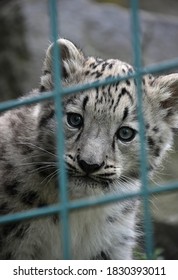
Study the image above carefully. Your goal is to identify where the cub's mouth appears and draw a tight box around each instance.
[67,172,111,191]
[64,157,116,190]
[67,165,113,181]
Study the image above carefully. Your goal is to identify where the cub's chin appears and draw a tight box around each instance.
[68,175,110,199]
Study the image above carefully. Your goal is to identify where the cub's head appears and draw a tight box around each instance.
[38,39,178,196]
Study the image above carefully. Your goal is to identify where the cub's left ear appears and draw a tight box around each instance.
[43,38,85,80]
[151,73,178,128]
[40,39,85,91]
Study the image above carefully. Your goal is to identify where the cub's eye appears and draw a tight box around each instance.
[67,113,83,128]
[116,126,136,142]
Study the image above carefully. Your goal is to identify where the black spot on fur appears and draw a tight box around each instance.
[66,154,75,161]
[154,147,160,157]
[5,163,14,171]
[92,64,99,69]
[44,70,51,75]
[62,65,68,79]
[4,181,19,196]
[153,126,159,133]
[39,85,46,92]
[112,139,115,151]
[39,108,55,128]
[165,108,174,118]
[92,70,103,79]
[93,251,110,260]
[100,251,110,260]
[108,63,113,69]
[109,99,114,110]
[121,201,136,215]
[122,107,129,121]
[145,123,150,130]
[2,222,20,236]
[126,79,131,86]
[107,216,117,223]
[113,87,133,113]
[89,62,95,68]
[60,43,71,61]
[101,62,109,71]
[82,96,89,111]
[84,70,90,76]
[75,130,83,142]
[147,136,155,147]
[21,191,39,206]
[0,202,11,215]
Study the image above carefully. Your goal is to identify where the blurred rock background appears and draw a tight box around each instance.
[0,0,178,259]
[0,0,29,101]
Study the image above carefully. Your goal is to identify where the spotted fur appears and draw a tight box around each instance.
[0,39,178,259]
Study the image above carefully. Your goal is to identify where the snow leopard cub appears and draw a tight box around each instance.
[0,39,178,259]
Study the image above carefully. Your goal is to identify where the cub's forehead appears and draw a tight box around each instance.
[82,57,154,87]
[83,57,137,110]
[83,57,134,80]
[64,57,139,123]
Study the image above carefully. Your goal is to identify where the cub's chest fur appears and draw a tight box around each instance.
[0,38,178,259]
[31,202,137,260]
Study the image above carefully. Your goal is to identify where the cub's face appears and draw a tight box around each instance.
[63,59,139,192]
[39,39,178,196]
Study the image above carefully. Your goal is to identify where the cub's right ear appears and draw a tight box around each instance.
[42,38,85,80]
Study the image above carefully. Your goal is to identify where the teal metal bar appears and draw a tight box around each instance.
[130,0,154,259]
[48,0,71,259]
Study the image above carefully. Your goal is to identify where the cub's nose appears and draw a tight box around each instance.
[77,156,104,174]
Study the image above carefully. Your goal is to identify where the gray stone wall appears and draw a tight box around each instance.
[21,0,178,91]
[0,1,29,101]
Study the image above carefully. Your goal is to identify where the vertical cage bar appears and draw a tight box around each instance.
[48,0,71,259]
[130,0,154,259]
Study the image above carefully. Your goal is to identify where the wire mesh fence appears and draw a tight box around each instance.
[0,0,178,259]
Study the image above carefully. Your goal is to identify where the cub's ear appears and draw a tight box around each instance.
[149,73,178,128]
[42,38,85,80]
